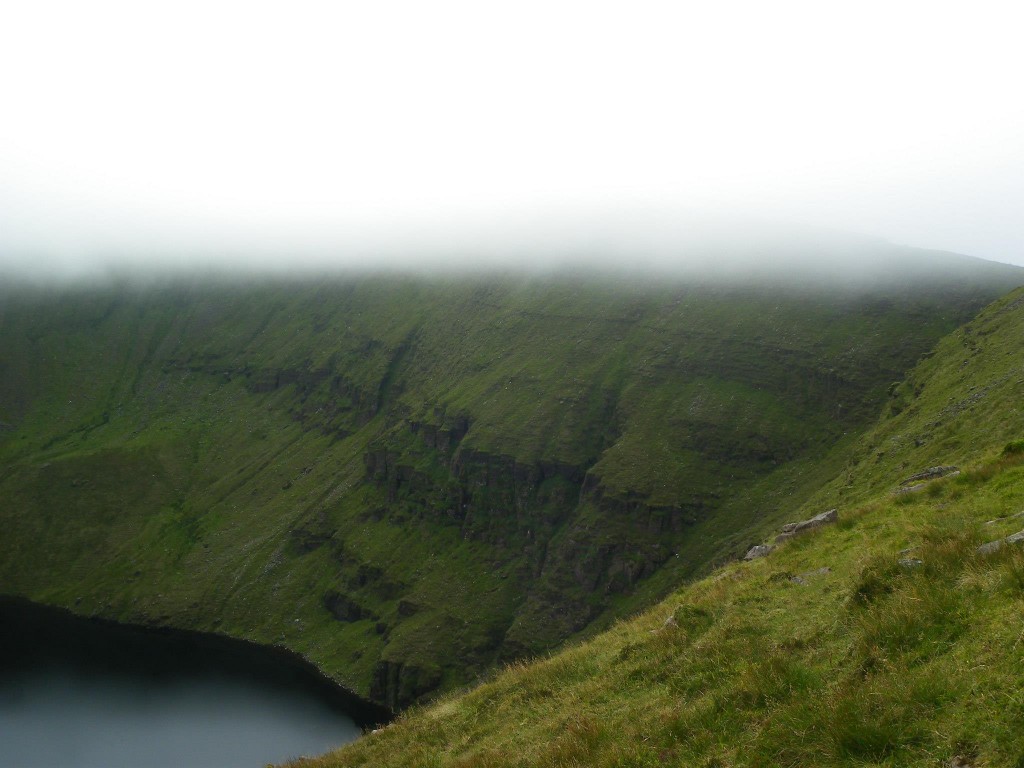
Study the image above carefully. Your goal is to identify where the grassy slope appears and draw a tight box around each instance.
[0,258,1020,707]
[298,285,1024,767]
[809,287,1024,508]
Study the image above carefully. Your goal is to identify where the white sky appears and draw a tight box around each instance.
[1,0,1023,273]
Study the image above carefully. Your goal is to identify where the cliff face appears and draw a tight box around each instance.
[0,265,1020,708]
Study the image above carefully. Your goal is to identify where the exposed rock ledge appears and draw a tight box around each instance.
[977,529,1024,555]
[744,508,839,560]
[900,465,960,485]
[774,508,838,544]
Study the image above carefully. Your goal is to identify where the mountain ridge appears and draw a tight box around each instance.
[0,248,1020,709]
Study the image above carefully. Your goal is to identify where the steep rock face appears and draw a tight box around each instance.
[323,590,376,622]
[175,360,382,435]
[365,422,587,550]
[362,416,682,669]
[370,659,442,711]
[359,413,726,667]
[410,416,470,452]
[582,474,704,535]
[451,448,585,546]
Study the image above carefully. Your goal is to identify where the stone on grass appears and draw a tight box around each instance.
[901,465,960,485]
[894,483,927,495]
[774,509,838,544]
[977,528,1024,555]
[977,540,1003,555]
[744,544,775,561]
[790,566,831,585]
[984,510,1024,525]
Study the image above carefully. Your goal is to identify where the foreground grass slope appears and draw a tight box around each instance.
[297,286,1024,767]
[0,253,1019,707]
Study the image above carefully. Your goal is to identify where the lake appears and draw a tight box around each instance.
[0,598,386,768]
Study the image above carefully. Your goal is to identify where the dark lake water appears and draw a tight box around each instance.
[0,598,386,768]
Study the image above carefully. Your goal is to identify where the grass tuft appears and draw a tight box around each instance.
[1002,439,1024,455]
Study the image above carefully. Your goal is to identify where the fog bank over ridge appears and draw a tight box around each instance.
[2,211,1022,289]
[3,2,1022,278]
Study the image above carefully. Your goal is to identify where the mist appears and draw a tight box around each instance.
[2,1,1022,281]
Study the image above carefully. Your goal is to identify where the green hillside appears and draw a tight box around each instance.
[290,288,1024,767]
[0,250,1020,710]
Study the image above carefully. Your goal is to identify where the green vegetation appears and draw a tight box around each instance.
[808,286,1024,509]
[292,285,1024,768]
[0,256,1020,710]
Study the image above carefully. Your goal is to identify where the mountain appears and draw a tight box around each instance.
[288,286,1024,767]
[0,244,1020,709]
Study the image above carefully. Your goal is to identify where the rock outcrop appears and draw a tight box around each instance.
[744,544,775,561]
[894,483,927,495]
[977,529,1024,555]
[984,510,1024,526]
[370,660,442,710]
[774,508,838,544]
[900,465,960,485]
[323,590,377,622]
[742,509,840,560]
[790,566,831,585]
